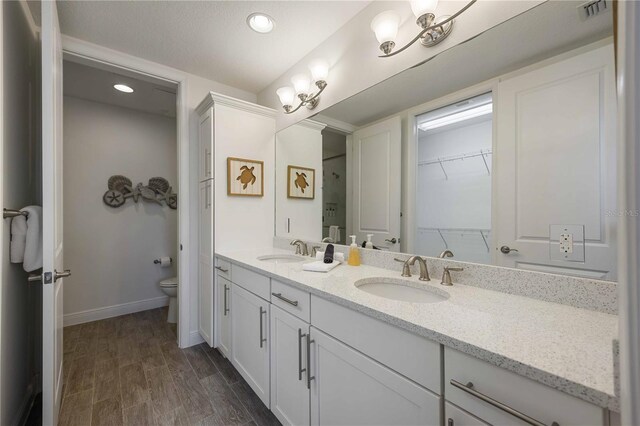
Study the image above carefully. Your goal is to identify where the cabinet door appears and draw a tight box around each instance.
[310,327,440,426]
[270,306,310,426]
[216,275,232,358]
[198,181,214,345]
[231,284,270,406]
[198,106,214,182]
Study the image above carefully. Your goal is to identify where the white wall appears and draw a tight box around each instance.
[63,96,177,322]
[1,1,40,424]
[258,1,541,130]
[275,122,324,242]
[213,103,276,251]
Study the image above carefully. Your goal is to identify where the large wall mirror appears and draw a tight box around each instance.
[275,0,617,281]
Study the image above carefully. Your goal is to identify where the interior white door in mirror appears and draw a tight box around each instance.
[351,116,401,250]
[41,1,65,423]
[494,44,617,280]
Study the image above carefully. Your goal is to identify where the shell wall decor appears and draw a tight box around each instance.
[103,175,178,209]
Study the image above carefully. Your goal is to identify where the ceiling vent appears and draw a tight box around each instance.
[578,0,609,21]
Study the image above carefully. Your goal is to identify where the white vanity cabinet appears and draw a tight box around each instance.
[198,179,214,346]
[309,327,440,426]
[444,348,606,426]
[270,305,311,426]
[215,273,232,358]
[198,103,214,182]
[231,283,271,407]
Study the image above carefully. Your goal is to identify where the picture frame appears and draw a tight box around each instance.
[287,165,315,199]
[227,157,264,197]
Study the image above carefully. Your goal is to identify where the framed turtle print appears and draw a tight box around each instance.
[287,165,315,200]
[227,157,264,197]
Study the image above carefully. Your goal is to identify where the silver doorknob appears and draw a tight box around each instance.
[500,246,519,254]
[54,269,71,281]
[28,274,42,282]
[385,237,398,244]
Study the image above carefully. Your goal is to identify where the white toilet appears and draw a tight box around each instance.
[159,277,178,323]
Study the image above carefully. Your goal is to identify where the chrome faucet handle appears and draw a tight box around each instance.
[439,250,454,258]
[310,245,322,257]
[441,266,464,286]
[394,258,412,277]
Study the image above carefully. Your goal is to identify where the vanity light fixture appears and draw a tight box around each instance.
[276,59,329,114]
[247,13,275,33]
[372,0,477,58]
[113,84,134,93]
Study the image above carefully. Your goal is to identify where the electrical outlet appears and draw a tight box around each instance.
[559,233,573,254]
[549,225,584,262]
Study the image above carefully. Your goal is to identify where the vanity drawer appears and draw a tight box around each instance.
[231,264,270,301]
[311,295,441,393]
[444,348,605,426]
[215,258,231,280]
[270,280,310,322]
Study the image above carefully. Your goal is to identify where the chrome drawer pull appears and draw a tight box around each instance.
[306,336,315,390]
[223,284,229,316]
[215,266,229,273]
[259,307,267,348]
[450,380,559,426]
[298,328,307,381]
[271,292,299,307]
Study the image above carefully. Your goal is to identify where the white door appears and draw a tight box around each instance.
[198,180,214,345]
[309,328,440,426]
[216,274,232,358]
[494,44,617,280]
[231,284,270,406]
[270,306,310,426]
[351,116,401,250]
[41,1,66,424]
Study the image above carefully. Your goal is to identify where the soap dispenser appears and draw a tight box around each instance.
[365,234,374,249]
[348,235,361,266]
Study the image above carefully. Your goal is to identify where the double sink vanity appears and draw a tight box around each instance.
[212,245,618,426]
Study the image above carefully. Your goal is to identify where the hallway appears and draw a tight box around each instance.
[60,308,280,425]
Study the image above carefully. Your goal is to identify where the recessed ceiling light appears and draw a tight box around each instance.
[114,84,134,93]
[247,13,275,33]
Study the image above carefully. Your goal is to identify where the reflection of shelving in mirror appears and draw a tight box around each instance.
[418,149,492,180]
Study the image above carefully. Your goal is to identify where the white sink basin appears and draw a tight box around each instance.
[257,254,306,264]
[355,278,449,303]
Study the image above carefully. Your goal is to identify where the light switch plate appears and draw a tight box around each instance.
[549,224,585,262]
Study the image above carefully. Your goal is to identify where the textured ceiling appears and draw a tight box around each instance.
[57,1,371,94]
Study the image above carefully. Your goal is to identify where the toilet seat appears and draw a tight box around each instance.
[160,277,178,287]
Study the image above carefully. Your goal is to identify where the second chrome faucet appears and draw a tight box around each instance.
[395,256,430,281]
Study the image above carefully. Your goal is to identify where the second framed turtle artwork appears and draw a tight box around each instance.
[287,165,315,200]
[227,157,264,196]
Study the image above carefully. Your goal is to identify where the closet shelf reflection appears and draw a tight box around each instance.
[418,149,492,180]
[418,227,491,252]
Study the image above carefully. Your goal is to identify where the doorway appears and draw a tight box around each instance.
[414,93,493,264]
[321,128,347,245]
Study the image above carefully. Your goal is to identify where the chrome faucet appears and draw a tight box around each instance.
[395,256,430,281]
[441,266,464,286]
[439,250,454,258]
[321,237,334,243]
[290,239,309,256]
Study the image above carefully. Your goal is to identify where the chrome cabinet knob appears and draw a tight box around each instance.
[500,246,519,254]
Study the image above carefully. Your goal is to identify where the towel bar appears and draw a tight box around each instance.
[3,209,28,219]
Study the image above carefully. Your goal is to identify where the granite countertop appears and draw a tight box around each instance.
[215,247,619,411]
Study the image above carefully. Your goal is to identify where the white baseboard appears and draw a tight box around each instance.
[186,329,205,348]
[64,296,169,327]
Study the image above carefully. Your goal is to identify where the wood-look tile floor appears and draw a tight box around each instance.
[60,307,281,426]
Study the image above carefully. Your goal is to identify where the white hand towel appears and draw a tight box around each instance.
[22,206,43,272]
[10,215,27,263]
[315,251,345,262]
[302,260,341,273]
[329,226,341,244]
